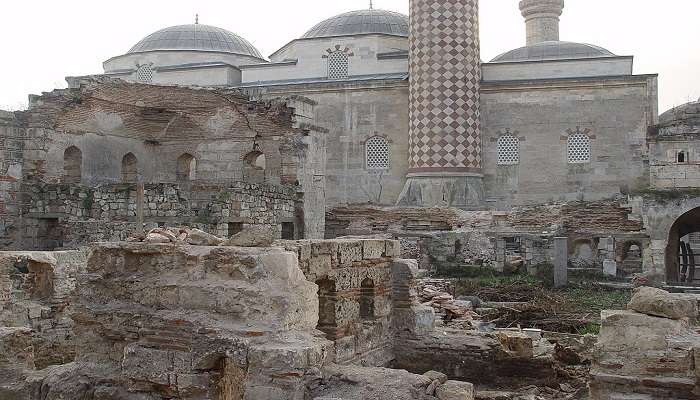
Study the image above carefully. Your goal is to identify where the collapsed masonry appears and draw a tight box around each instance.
[1,231,699,399]
[0,236,481,400]
[590,287,700,399]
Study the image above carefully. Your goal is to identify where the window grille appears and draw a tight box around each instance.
[366,136,389,170]
[567,133,591,164]
[328,51,349,80]
[497,134,519,165]
[136,64,153,83]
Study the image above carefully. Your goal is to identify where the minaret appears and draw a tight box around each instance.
[397,0,483,208]
[519,0,565,45]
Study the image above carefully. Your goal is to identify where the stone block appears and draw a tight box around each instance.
[627,287,698,320]
[362,240,386,259]
[423,370,448,384]
[435,380,475,400]
[603,260,617,277]
[385,240,401,258]
[311,241,338,257]
[336,241,363,266]
[597,310,690,353]
[308,254,332,279]
[496,331,533,359]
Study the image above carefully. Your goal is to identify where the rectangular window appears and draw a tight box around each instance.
[228,222,243,237]
[281,222,295,240]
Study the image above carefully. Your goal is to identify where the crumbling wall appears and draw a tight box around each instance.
[589,287,700,399]
[0,111,24,248]
[0,250,87,371]
[20,182,297,249]
[28,243,330,400]
[277,239,401,367]
[326,201,647,277]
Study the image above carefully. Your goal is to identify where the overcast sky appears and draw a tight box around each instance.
[0,0,697,112]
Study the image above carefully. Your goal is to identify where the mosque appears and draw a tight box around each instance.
[102,0,660,209]
[1,0,700,285]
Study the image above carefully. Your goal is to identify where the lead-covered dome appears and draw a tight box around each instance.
[128,24,263,59]
[657,100,700,136]
[302,9,409,39]
[491,41,615,63]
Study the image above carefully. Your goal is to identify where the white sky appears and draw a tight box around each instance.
[0,0,698,112]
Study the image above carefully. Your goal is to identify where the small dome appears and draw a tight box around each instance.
[658,100,700,135]
[128,24,263,59]
[302,9,409,39]
[491,41,615,63]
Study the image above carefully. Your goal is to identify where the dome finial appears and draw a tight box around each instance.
[195,14,199,24]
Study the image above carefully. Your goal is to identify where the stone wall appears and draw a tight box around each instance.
[6,77,326,244]
[326,201,648,277]
[0,111,24,248]
[21,182,298,250]
[276,238,401,367]
[0,250,87,372]
[649,135,700,188]
[394,329,555,387]
[481,75,657,208]
[243,79,410,207]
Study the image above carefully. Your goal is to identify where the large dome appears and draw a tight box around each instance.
[491,41,615,63]
[302,9,409,39]
[128,24,263,59]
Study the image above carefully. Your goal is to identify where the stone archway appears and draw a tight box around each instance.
[665,207,700,284]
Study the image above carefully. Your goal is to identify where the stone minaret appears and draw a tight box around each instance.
[519,0,565,45]
[397,0,482,208]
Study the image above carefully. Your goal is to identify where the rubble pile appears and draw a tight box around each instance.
[309,365,475,400]
[419,279,477,324]
[128,226,276,247]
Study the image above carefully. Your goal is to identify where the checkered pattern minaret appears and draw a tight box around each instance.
[398,0,483,208]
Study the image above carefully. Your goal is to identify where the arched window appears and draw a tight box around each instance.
[121,153,138,183]
[454,240,462,256]
[366,136,389,170]
[176,153,196,182]
[497,134,519,165]
[317,279,338,339]
[328,51,349,80]
[135,64,153,83]
[63,146,82,184]
[567,133,591,164]
[359,278,375,320]
[243,151,266,183]
[244,151,266,170]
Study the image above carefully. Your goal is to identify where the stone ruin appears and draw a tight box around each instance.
[1,228,699,399]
